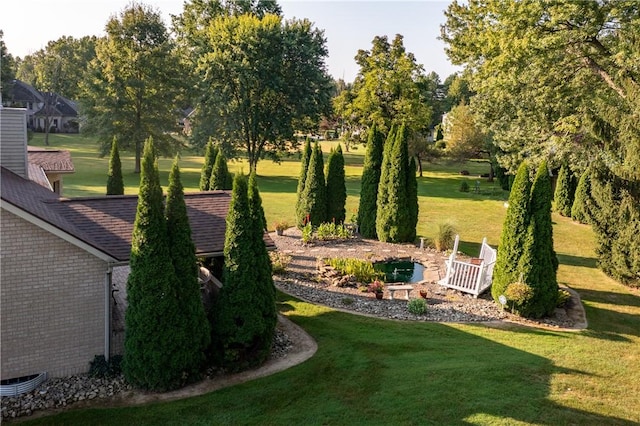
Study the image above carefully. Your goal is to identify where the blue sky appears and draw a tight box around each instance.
[1,1,459,83]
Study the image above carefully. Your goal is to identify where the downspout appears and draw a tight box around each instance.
[105,265,113,362]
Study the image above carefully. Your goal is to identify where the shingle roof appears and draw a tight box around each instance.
[1,167,274,262]
[27,146,75,172]
[33,93,78,118]
[8,80,44,104]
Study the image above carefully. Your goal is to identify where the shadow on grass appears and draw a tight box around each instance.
[575,287,640,340]
[557,253,598,268]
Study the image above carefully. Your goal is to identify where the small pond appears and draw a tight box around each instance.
[373,260,425,283]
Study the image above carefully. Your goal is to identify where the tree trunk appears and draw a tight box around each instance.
[488,160,495,182]
[416,155,423,177]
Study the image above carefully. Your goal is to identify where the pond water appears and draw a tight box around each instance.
[373,260,425,283]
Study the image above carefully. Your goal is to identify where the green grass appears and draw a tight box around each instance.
[22,133,640,425]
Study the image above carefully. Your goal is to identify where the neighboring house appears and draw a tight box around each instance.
[0,108,275,385]
[4,80,79,133]
[27,146,75,195]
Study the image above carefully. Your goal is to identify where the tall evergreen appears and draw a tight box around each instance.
[571,169,592,224]
[554,164,575,217]
[325,144,346,223]
[406,156,419,242]
[106,137,124,195]
[492,161,532,303]
[375,125,397,242]
[295,138,313,228]
[209,150,232,190]
[199,138,219,191]
[212,173,276,371]
[518,161,558,318]
[358,124,385,238]
[165,157,211,381]
[299,142,327,226]
[248,172,267,232]
[123,137,187,391]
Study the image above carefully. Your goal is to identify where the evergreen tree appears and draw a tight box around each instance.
[325,144,346,223]
[406,156,419,242]
[518,161,558,318]
[571,169,592,224]
[165,156,211,381]
[295,138,312,228]
[123,137,187,391]
[212,173,276,370]
[209,150,233,190]
[106,137,124,195]
[199,139,219,190]
[554,164,575,217]
[299,142,327,226]
[358,124,385,238]
[375,125,397,242]
[492,161,532,303]
[248,172,267,232]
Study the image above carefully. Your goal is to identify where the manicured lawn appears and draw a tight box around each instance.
[23,134,640,425]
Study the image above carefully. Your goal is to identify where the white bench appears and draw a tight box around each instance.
[387,284,413,300]
[437,235,496,298]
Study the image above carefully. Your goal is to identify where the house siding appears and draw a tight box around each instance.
[0,108,28,179]
[0,210,107,379]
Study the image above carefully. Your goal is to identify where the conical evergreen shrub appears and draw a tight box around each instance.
[376,125,397,242]
[212,173,276,371]
[199,139,218,191]
[357,124,385,238]
[571,169,592,224]
[299,142,327,227]
[492,161,532,303]
[123,137,188,391]
[210,150,232,190]
[295,138,312,229]
[165,157,210,381]
[248,172,267,232]
[518,160,558,318]
[406,156,419,242]
[325,144,346,223]
[554,164,575,217]
[106,137,124,195]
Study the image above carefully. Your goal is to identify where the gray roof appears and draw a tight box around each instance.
[1,167,273,262]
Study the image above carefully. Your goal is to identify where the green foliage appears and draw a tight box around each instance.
[209,150,233,190]
[407,157,419,242]
[295,139,312,228]
[299,142,327,227]
[518,161,559,318]
[571,169,592,224]
[434,222,457,252]
[123,137,190,391]
[189,13,332,171]
[554,165,575,217]
[492,162,531,303]
[504,281,534,316]
[269,251,291,275]
[323,258,383,283]
[301,222,313,244]
[80,4,183,173]
[443,102,486,161]
[325,144,346,223]
[407,298,427,315]
[88,355,122,379]
[357,123,385,239]
[459,180,470,192]
[106,137,124,195]
[556,289,571,308]
[165,157,211,380]
[248,172,267,232]
[199,139,219,191]
[212,173,276,371]
[0,31,16,102]
[314,222,352,241]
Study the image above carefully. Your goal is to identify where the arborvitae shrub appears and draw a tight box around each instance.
[199,139,218,191]
[571,169,592,224]
[357,124,385,238]
[325,144,346,223]
[376,125,397,242]
[210,150,232,190]
[296,139,313,229]
[106,137,124,195]
[492,161,531,303]
[165,157,210,383]
[406,156,418,242]
[554,164,575,217]
[299,142,327,227]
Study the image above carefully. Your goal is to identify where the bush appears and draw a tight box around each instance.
[89,355,122,378]
[407,298,427,315]
[459,181,470,192]
[316,222,352,240]
[301,222,313,244]
[323,257,384,283]
[434,222,457,251]
[505,281,534,315]
[269,251,291,274]
[557,289,571,308]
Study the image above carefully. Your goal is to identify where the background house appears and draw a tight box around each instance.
[0,107,274,385]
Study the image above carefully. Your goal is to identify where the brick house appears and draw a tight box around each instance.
[0,108,273,383]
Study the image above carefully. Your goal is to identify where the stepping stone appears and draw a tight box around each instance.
[330,248,339,251]
[363,249,372,252]
[295,250,305,254]
[310,249,319,252]
[382,249,391,253]
[397,250,406,253]
[347,248,356,252]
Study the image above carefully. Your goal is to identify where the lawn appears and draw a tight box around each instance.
[22,133,640,425]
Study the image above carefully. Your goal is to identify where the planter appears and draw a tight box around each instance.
[276,229,284,236]
[375,292,383,300]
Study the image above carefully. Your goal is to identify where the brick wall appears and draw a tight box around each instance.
[0,210,108,379]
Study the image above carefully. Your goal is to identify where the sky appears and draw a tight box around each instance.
[1,0,459,84]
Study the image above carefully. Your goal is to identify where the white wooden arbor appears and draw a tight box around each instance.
[438,235,497,298]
